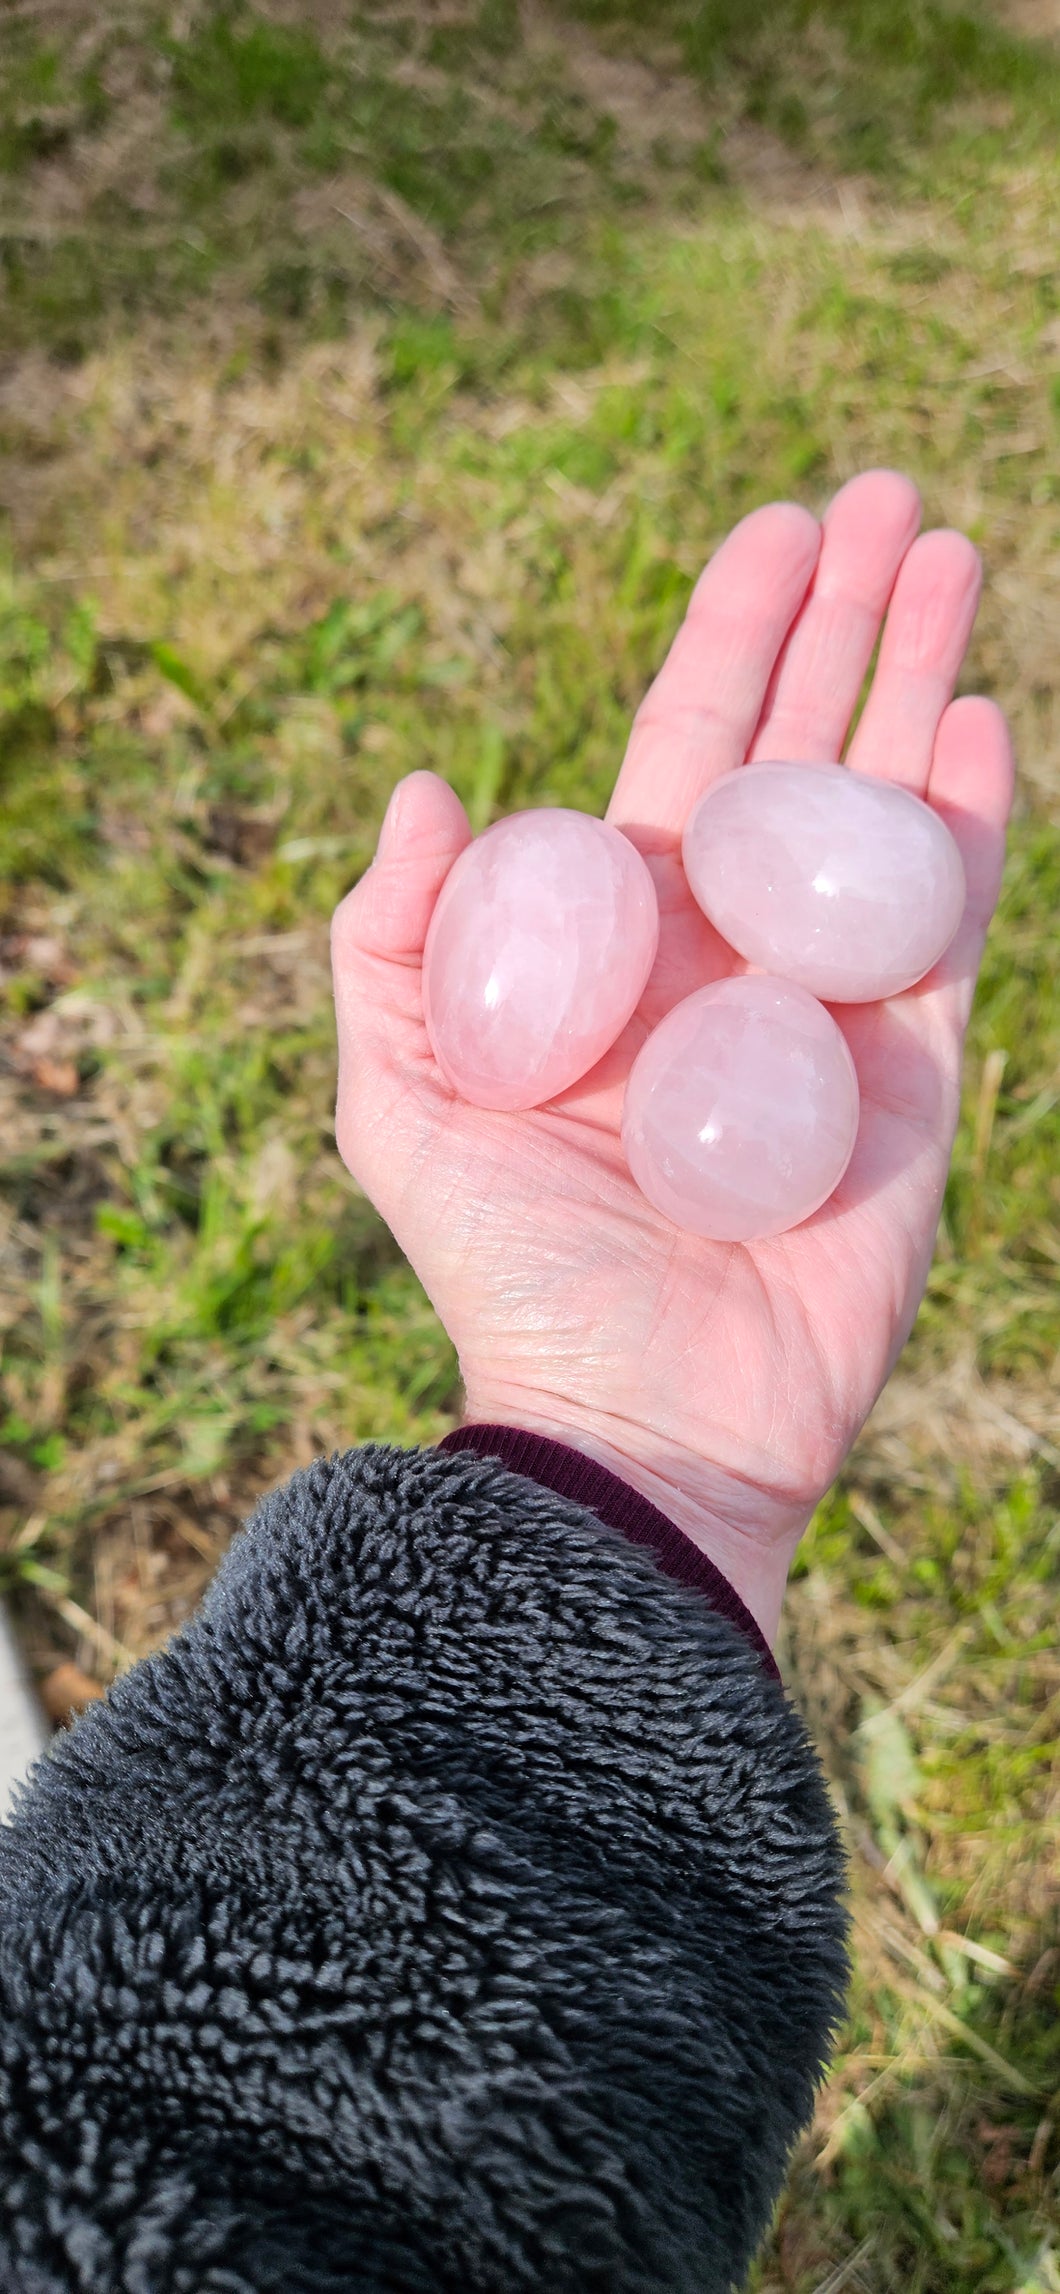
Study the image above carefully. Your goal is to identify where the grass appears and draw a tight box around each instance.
[1,1,1058,2285]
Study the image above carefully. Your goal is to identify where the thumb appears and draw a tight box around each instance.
[331,769,473,973]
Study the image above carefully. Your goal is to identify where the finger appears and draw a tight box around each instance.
[908,693,1015,1044]
[839,696,1014,1166]
[749,469,922,764]
[331,772,472,1182]
[605,500,821,853]
[331,769,471,1007]
[846,528,983,793]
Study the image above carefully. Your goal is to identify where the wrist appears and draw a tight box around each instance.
[457,1391,811,1648]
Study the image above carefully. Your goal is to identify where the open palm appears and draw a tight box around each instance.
[331,471,1014,1641]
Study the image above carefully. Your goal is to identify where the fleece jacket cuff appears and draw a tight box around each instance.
[437,1421,780,1682]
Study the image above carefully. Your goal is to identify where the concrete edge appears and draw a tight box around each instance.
[0,1597,50,1823]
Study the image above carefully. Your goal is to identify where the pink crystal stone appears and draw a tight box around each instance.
[422,806,660,1111]
[621,975,860,1242]
[682,760,966,1002]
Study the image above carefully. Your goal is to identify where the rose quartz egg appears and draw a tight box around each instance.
[422,807,660,1111]
[621,975,859,1242]
[682,760,966,1002]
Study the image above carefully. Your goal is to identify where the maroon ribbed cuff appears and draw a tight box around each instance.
[434,1423,780,1684]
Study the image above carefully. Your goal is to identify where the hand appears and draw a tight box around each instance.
[330,470,1014,1645]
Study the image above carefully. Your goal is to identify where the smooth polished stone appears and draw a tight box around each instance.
[422,807,659,1111]
[621,975,860,1242]
[682,760,966,1002]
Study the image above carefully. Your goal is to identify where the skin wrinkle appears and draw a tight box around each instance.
[467,1387,813,1561]
[471,1258,829,1576]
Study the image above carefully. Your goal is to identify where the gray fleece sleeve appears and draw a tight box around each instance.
[0,1440,849,2293]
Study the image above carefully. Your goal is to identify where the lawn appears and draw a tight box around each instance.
[0,2,1058,2286]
